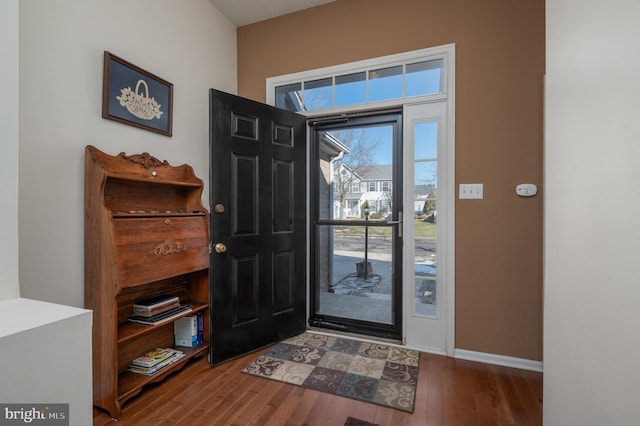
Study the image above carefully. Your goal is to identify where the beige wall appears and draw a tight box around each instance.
[237,0,544,360]
[18,0,237,307]
[0,0,19,301]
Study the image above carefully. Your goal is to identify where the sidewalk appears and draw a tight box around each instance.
[318,251,436,323]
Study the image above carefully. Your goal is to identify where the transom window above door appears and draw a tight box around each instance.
[267,46,451,115]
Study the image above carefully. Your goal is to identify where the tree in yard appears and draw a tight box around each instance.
[423,188,437,216]
[331,128,381,219]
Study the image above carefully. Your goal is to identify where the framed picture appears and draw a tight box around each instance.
[102,51,173,136]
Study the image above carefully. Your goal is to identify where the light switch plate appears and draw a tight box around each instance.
[459,183,483,199]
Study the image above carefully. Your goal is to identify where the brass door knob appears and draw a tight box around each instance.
[214,242,227,254]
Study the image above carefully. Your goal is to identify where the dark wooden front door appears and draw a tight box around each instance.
[209,89,307,365]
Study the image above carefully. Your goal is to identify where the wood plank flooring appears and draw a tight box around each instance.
[93,348,542,425]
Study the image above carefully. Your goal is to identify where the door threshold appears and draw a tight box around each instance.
[306,326,403,347]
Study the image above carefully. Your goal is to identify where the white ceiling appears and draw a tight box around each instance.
[209,0,336,27]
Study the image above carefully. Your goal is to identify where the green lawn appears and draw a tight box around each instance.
[334,219,436,238]
[414,219,437,237]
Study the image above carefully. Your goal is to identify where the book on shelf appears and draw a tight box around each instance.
[132,294,180,317]
[128,304,192,325]
[174,335,199,348]
[174,315,198,347]
[127,348,185,376]
[174,312,204,347]
[197,311,204,345]
[133,301,180,317]
[130,347,177,368]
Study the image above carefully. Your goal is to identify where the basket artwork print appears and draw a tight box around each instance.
[102,51,173,136]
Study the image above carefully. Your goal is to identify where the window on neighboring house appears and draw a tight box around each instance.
[368,182,376,191]
[382,181,391,191]
[351,181,360,193]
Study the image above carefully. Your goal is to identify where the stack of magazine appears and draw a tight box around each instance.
[127,348,185,376]
[128,295,192,325]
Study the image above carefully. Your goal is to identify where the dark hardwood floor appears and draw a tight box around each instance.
[93,347,542,425]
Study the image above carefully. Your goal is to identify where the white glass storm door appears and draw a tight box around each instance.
[309,112,403,340]
[403,101,452,354]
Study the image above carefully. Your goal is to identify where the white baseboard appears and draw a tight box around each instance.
[454,349,543,372]
[306,329,543,372]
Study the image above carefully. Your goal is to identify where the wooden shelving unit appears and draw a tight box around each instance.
[84,145,210,419]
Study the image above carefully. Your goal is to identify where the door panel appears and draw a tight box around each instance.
[209,89,307,365]
[233,256,258,325]
[233,154,258,234]
[273,160,294,232]
[273,251,294,313]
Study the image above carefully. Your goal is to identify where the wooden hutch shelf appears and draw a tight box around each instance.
[84,145,210,419]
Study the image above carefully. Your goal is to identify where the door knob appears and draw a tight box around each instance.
[214,242,227,254]
[214,204,225,214]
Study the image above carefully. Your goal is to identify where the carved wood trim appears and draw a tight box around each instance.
[120,152,169,169]
[150,238,188,256]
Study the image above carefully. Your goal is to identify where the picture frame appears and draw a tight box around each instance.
[102,51,173,136]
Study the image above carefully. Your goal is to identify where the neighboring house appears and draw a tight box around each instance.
[333,164,392,218]
[332,164,437,219]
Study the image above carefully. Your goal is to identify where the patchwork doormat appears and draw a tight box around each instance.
[242,333,420,413]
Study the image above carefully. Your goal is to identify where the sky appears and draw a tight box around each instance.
[290,61,442,188]
[301,63,441,167]
[327,121,437,167]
